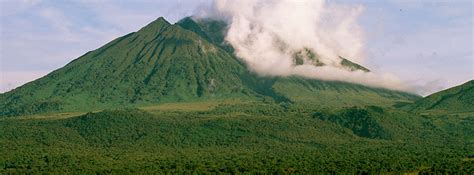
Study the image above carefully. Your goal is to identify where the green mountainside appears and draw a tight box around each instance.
[0,17,418,117]
[410,80,474,113]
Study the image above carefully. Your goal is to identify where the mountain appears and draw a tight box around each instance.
[410,80,474,113]
[0,17,418,117]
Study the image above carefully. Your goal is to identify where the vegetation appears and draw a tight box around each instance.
[1,104,472,173]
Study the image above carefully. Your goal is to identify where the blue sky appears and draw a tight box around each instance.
[0,0,472,95]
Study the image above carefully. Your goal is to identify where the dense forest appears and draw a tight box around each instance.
[1,102,472,173]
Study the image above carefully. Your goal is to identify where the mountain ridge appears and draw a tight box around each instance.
[409,80,474,113]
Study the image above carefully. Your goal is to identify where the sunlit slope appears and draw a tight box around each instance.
[410,80,474,113]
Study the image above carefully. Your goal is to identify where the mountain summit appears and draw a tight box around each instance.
[0,17,418,117]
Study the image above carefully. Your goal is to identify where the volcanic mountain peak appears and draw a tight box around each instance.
[0,16,419,117]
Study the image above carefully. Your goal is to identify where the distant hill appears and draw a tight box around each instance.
[0,17,418,117]
[410,80,474,113]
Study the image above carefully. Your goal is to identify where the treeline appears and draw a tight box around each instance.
[2,142,471,173]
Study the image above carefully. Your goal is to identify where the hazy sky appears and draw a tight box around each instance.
[0,0,472,96]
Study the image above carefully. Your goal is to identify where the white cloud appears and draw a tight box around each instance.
[208,0,409,91]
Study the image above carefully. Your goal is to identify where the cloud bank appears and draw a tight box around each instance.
[202,0,410,92]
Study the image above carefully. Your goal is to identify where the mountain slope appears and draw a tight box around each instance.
[0,17,419,117]
[0,17,255,116]
[410,80,474,113]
